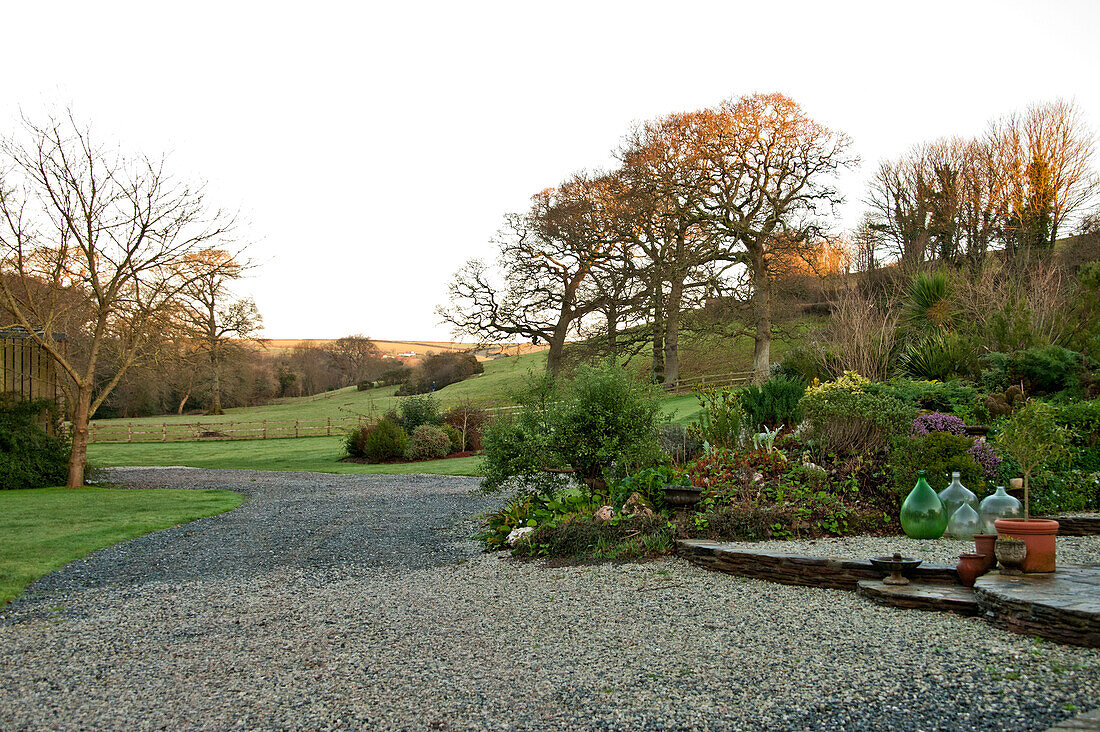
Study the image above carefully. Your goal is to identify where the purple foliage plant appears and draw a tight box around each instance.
[912,411,968,436]
[967,437,1002,482]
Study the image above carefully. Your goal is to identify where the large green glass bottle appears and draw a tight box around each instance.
[901,470,948,539]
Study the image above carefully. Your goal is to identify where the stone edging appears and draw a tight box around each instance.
[676,539,958,590]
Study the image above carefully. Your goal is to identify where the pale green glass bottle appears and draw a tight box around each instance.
[938,472,977,521]
[978,485,1023,534]
[947,502,982,540]
[901,470,948,539]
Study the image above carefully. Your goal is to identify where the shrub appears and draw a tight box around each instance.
[396,394,443,433]
[889,432,988,497]
[0,396,69,489]
[739,375,806,431]
[404,424,451,461]
[349,418,408,463]
[443,404,489,451]
[774,345,830,382]
[440,423,463,454]
[479,361,665,496]
[378,366,412,387]
[912,412,968,436]
[551,360,666,491]
[871,378,980,418]
[692,388,744,449]
[479,375,564,495]
[982,346,1084,395]
[657,423,703,464]
[396,353,484,395]
[799,372,915,455]
[1050,398,1100,472]
[1028,469,1100,515]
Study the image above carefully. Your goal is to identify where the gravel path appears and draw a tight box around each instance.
[1,468,1098,731]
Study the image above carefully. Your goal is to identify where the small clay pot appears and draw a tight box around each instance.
[956,553,988,587]
[973,534,997,573]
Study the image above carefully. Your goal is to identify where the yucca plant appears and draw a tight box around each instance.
[896,331,975,381]
[903,272,954,332]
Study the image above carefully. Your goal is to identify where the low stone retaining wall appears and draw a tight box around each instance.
[676,539,959,590]
[1049,516,1100,537]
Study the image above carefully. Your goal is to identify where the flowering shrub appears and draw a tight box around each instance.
[912,412,968,436]
[967,437,1002,482]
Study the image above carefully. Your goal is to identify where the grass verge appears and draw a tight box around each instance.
[88,436,486,476]
[0,486,244,606]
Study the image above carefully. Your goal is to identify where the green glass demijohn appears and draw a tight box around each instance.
[938,471,978,521]
[901,470,948,539]
[978,485,1023,534]
[947,502,982,540]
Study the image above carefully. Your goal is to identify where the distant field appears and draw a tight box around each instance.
[91,350,550,432]
[88,437,485,476]
[263,338,548,360]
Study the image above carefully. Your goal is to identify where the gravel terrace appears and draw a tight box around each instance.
[1,468,1098,731]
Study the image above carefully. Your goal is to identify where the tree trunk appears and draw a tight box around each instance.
[177,390,191,415]
[651,282,665,383]
[67,384,92,488]
[663,277,684,387]
[210,351,223,414]
[605,302,618,355]
[751,251,772,384]
[546,320,570,377]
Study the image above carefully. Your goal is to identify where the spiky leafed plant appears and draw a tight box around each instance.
[903,272,954,332]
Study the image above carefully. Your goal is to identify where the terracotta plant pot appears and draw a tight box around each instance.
[956,553,988,587]
[973,534,997,573]
[994,518,1059,573]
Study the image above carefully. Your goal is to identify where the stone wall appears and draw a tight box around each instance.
[677,540,959,590]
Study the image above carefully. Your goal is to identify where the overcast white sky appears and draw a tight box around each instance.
[5,0,1099,340]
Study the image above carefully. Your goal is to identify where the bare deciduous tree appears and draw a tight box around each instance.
[0,110,236,487]
[178,249,262,414]
[696,93,856,381]
[440,172,622,375]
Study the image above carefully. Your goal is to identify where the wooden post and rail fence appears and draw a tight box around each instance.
[86,369,756,444]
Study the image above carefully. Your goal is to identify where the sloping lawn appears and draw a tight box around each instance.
[0,486,244,605]
[88,436,485,476]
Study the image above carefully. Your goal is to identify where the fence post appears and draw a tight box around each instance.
[327,417,331,436]
[263,420,267,439]
[128,423,132,443]
[162,423,167,442]
[295,419,299,438]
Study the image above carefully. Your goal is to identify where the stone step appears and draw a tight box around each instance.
[857,580,980,615]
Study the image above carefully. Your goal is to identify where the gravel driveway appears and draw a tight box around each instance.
[2,468,1098,731]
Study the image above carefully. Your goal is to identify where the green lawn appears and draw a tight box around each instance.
[89,436,486,476]
[91,350,548,431]
[0,486,244,606]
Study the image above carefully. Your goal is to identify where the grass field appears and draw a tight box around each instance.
[91,350,549,431]
[0,486,243,605]
[89,437,486,476]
